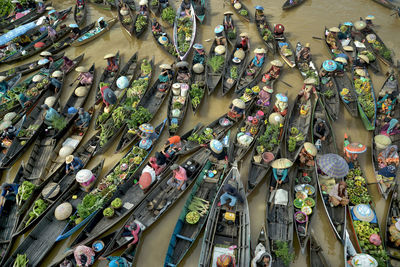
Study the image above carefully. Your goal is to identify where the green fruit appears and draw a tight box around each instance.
[20,141,26,145]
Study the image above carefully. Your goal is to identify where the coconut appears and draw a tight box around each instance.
[193,63,204,74]
[214,45,226,55]
[120,9,129,16]
[75,86,89,97]
[3,112,17,121]
[54,202,73,220]
[44,96,56,107]
[59,145,74,158]
[234,49,245,60]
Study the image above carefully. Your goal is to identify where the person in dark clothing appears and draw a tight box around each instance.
[218,183,243,208]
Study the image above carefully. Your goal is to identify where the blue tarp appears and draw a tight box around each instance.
[0,21,37,46]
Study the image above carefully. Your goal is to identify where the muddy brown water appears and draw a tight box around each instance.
[1,0,400,266]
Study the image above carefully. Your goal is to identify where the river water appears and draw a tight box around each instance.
[2,0,400,266]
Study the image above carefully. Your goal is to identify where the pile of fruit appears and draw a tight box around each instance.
[353,220,388,266]
[346,174,372,205]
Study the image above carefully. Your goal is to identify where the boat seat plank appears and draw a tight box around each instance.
[176,234,194,242]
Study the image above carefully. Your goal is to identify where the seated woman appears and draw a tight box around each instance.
[380,118,400,136]
[104,53,118,72]
[249,48,266,69]
[314,118,330,143]
[149,152,168,176]
[75,108,91,130]
[100,86,117,108]
[152,19,162,34]
[164,135,182,156]
[235,32,249,51]
[296,43,311,63]
[270,158,292,192]
[167,164,187,190]
[138,123,156,150]
[223,11,234,30]
[41,104,62,126]
[158,63,173,91]
[254,6,264,22]
[328,181,349,206]
[256,86,273,107]
[378,145,399,168]
[193,43,205,65]
[273,93,288,116]
[139,165,157,190]
[325,27,339,50]
[121,221,141,247]
[251,241,272,267]
[299,142,317,167]
[180,0,191,17]
[228,98,245,120]
[218,183,242,209]
[0,183,19,210]
[389,218,400,247]
[377,92,397,117]
[74,66,94,86]
[98,17,108,30]
[214,25,225,46]
[176,61,190,83]
[139,0,148,15]
[298,78,318,103]
[73,245,95,267]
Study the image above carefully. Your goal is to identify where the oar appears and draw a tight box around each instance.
[279,80,292,88]
[312,36,324,40]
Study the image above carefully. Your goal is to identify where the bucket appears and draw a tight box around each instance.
[180,83,189,97]
[262,152,274,164]
[172,83,181,95]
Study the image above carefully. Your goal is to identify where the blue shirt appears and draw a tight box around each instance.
[45,107,60,122]
[77,111,91,126]
[252,55,265,68]
[106,256,130,267]
[1,183,19,197]
[272,168,288,182]
[65,157,84,172]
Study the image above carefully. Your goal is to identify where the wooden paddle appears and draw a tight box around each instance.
[269,181,280,210]
[312,36,324,40]
[279,80,293,88]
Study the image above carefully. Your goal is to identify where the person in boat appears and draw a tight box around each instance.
[329,181,349,206]
[180,0,191,17]
[151,19,162,34]
[75,108,91,130]
[49,70,63,93]
[69,23,81,39]
[218,183,242,209]
[120,3,129,16]
[354,55,369,69]
[270,158,292,192]
[77,0,85,8]
[13,0,25,13]
[343,134,362,167]
[100,85,117,108]
[205,139,228,164]
[76,168,96,192]
[167,164,187,190]
[254,5,264,22]
[47,25,58,42]
[319,61,336,88]
[249,48,266,68]
[176,61,190,83]
[42,104,62,126]
[313,118,330,146]
[297,43,311,63]
[139,164,157,190]
[214,25,225,46]
[40,51,54,64]
[378,145,399,168]
[59,258,72,267]
[334,56,348,73]
[193,43,205,65]
[365,15,375,28]
[235,32,249,51]
[299,142,317,167]
[223,11,234,30]
[73,245,95,267]
[273,23,285,39]
[251,241,272,267]
[380,118,400,136]
[389,218,400,247]
[73,66,93,86]
[104,53,118,72]
[228,98,245,120]
[47,9,59,25]
[60,56,75,73]
[298,78,318,103]
[139,0,148,15]
[261,59,282,90]
[325,27,339,50]
[35,0,45,12]
[1,125,17,141]
[377,91,398,117]
[148,151,167,175]
[138,124,156,150]
[337,23,352,40]
[100,255,132,267]
[65,155,84,174]
[0,183,19,210]
[256,86,273,107]
[68,107,78,117]
[0,76,9,95]
[273,93,288,116]
[159,0,168,9]
[216,254,236,267]
[164,135,182,157]
[158,63,173,91]
[98,17,107,30]
[18,92,32,109]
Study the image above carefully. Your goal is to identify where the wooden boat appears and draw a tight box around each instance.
[95,52,135,129]
[350,28,381,74]
[199,163,250,267]
[311,98,337,154]
[231,0,251,22]
[344,230,357,267]
[74,1,87,26]
[190,55,206,113]
[48,23,95,54]
[275,32,296,68]
[117,0,136,36]
[164,159,228,266]
[95,51,121,105]
[221,46,249,96]
[235,51,266,95]
[283,95,312,162]
[149,0,160,15]
[246,99,293,195]
[151,18,177,58]
[192,0,206,23]
[1,26,71,64]
[0,3,50,32]
[319,66,340,121]
[89,0,118,10]
[265,160,294,267]
[385,183,400,263]
[252,226,272,267]
[295,42,319,81]
[282,0,306,9]
[333,71,358,118]
[205,38,228,95]
[114,72,172,153]
[352,66,377,131]
[254,8,276,54]
[133,6,149,38]
[167,81,189,135]
[100,148,211,263]
[223,14,237,47]
[3,161,104,267]
[0,53,64,77]
[371,0,400,11]
[13,134,98,236]
[371,72,399,199]
[71,18,117,46]
[0,166,26,265]
[310,233,331,267]
[0,73,21,114]
[173,4,196,61]
[159,2,175,27]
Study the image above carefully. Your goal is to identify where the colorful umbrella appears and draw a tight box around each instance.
[351,254,378,267]
[139,123,154,133]
[345,143,367,154]
[322,60,337,72]
[317,153,349,178]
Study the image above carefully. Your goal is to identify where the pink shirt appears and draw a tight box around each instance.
[173,167,187,181]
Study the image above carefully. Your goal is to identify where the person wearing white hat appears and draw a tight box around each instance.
[139,0,148,15]
[250,48,266,69]
[328,180,349,207]
[76,169,96,192]
[296,43,311,64]
[223,11,234,31]
[176,61,190,83]
[325,27,339,50]
[299,142,317,167]
[41,103,62,126]
[71,66,94,87]
[104,53,119,72]
[158,63,173,91]
[257,86,274,107]
[65,155,84,174]
[299,78,318,103]
[235,32,249,52]
[261,60,282,90]
[354,54,369,69]
[228,98,246,120]
[270,158,293,192]
[49,71,63,93]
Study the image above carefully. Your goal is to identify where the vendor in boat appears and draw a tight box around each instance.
[18,34,32,46]
[354,55,369,69]
[149,151,168,175]
[47,25,58,42]
[167,164,187,190]
[206,139,228,164]
[139,0,148,15]
[69,23,81,40]
[180,0,191,17]
[235,32,249,51]
[389,218,400,247]
[320,59,336,87]
[77,0,85,8]
[100,85,117,108]
[73,245,95,267]
[377,91,398,117]
[251,241,272,267]
[378,145,399,168]
[334,56,348,73]
[75,108,91,130]
[47,9,59,25]
[223,11,234,30]
[337,23,352,40]
[214,25,225,46]
[256,86,273,107]
[380,118,400,136]
[40,51,54,64]
[218,183,243,209]
[0,183,19,210]
[18,92,32,109]
[249,48,266,68]
[314,118,330,144]
[100,255,131,267]
[193,43,205,65]
[98,17,108,30]
[38,58,52,72]
[1,125,17,141]
[228,98,245,120]
[329,181,349,206]
[261,59,282,90]
[104,53,119,73]
[270,158,293,192]
[273,93,288,116]
[61,56,75,73]
[298,78,318,103]
[138,123,156,150]
[343,134,367,167]
[158,63,173,91]
[0,76,9,95]
[164,135,182,156]
[296,43,311,63]
[49,70,63,93]
[325,27,340,50]
[254,5,264,22]
[73,66,94,86]
[274,23,285,39]
[365,15,375,28]
[76,168,96,192]
[12,0,25,13]
[299,142,317,167]
[65,155,84,174]
[176,61,190,83]
[139,165,156,190]
[151,19,162,34]
[42,104,62,126]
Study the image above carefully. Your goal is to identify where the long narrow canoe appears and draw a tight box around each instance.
[117,0,135,36]
[231,0,251,22]
[133,5,149,38]
[275,32,295,68]
[48,23,95,54]
[254,8,275,54]
[222,46,249,96]
[151,18,177,58]
[333,71,358,118]
[350,28,381,74]
[173,4,196,61]
[385,184,400,263]
[71,18,117,46]
[205,38,228,95]
[199,163,251,267]
[74,1,87,26]
[282,0,306,10]
[190,54,206,113]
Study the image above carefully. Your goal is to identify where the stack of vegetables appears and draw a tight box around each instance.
[288,127,304,153]
[25,199,47,227]
[354,73,375,120]
[135,13,148,33]
[260,26,273,43]
[240,86,259,104]
[189,81,205,110]
[369,39,392,61]
[346,168,372,205]
[188,127,214,144]
[161,6,175,25]
[186,197,209,224]
[255,120,282,155]
[13,253,29,267]
[176,17,193,57]
[16,181,35,206]
[207,55,224,73]
[17,124,40,140]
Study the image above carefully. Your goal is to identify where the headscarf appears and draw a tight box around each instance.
[387,119,399,135]
[380,145,399,162]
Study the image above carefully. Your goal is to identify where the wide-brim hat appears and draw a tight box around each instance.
[75,66,86,72]
[38,58,49,65]
[304,77,316,85]
[342,45,354,52]
[276,93,288,102]
[374,134,391,148]
[255,5,264,10]
[104,53,115,59]
[335,57,347,64]
[193,43,203,49]
[51,70,63,78]
[160,63,171,69]
[269,112,283,125]
[214,25,224,34]
[215,45,226,55]
[116,76,129,89]
[343,22,353,26]
[170,163,179,170]
[210,139,223,154]
[42,182,60,198]
[139,0,148,5]
[358,54,370,63]
[271,158,293,169]
[305,43,310,48]
[304,142,317,156]
[35,0,44,2]
[40,51,52,56]
[176,61,189,68]
[317,153,349,178]
[224,11,233,15]
[76,169,93,183]
[234,49,245,60]
[365,15,375,20]
[97,17,105,23]
[355,68,366,77]
[254,48,266,54]
[353,204,375,222]
[354,20,367,31]
[33,74,43,82]
[270,59,283,67]
[240,32,248,38]
[159,36,168,45]
[234,3,241,9]
[0,120,12,131]
[232,98,245,109]
[46,6,54,11]
[65,155,74,164]
[139,123,154,133]
[345,143,367,154]
[322,60,337,72]
[3,112,16,121]
[329,27,340,33]
[263,86,273,93]
[48,9,56,15]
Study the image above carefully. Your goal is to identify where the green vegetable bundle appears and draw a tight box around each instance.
[135,15,148,32]
[189,82,205,108]
[274,241,294,266]
[13,254,28,267]
[25,199,47,227]
[16,181,35,206]
[161,6,175,25]
[207,55,225,73]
